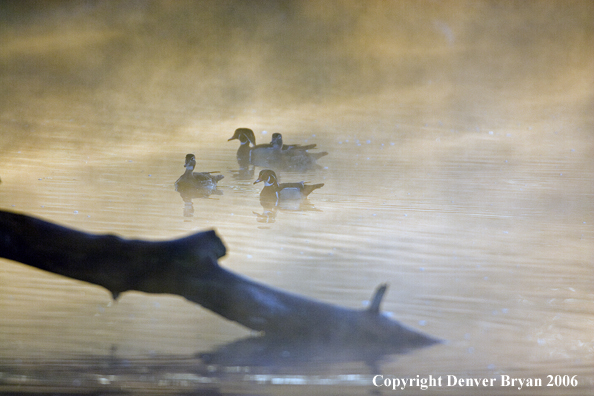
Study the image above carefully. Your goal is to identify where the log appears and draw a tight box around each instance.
[0,210,226,300]
[0,210,440,354]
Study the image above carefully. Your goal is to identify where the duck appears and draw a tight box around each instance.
[175,153,224,191]
[269,132,317,151]
[269,132,328,170]
[253,169,324,206]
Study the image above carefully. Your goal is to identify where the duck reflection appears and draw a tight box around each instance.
[174,154,224,216]
[228,128,328,171]
[253,207,278,224]
[228,164,256,181]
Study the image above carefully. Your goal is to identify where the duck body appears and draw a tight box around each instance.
[274,148,328,171]
[175,154,224,192]
[269,133,316,152]
[228,128,327,171]
[254,169,323,207]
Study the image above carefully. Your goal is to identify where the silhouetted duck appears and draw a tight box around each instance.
[270,132,317,151]
[228,128,324,169]
[253,169,323,206]
[271,133,328,170]
[175,154,224,191]
[268,133,327,171]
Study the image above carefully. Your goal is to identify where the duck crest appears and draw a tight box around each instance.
[271,133,283,150]
[184,153,196,170]
[228,128,256,146]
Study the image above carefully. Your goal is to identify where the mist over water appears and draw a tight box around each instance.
[0,1,593,394]
[2,2,591,131]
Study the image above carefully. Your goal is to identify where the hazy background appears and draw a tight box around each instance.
[0,1,592,394]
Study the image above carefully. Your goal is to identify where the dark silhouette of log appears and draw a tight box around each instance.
[0,210,440,353]
[0,210,226,300]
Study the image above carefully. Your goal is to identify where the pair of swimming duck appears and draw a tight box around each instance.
[175,130,325,202]
[228,128,327,170]
[175,156,323,202]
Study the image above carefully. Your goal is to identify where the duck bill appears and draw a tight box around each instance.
[228,136,237,141]
[253,178,263,184]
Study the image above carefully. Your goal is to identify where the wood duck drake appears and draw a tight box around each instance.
[175,154,224,191]
[253,169,323,206]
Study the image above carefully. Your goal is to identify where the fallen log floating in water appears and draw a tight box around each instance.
[0,210,440,355]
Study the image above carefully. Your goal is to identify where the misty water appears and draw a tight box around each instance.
[0,2,592,395]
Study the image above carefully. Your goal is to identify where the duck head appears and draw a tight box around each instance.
[254,169,279,187]
[270,133,283,149]
[184,154,196,171]
[228,128,256,146]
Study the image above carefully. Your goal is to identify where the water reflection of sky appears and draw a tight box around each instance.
[0,1,592,394]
